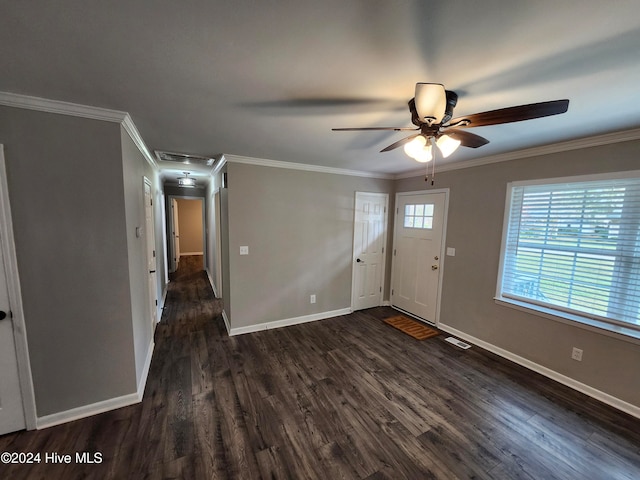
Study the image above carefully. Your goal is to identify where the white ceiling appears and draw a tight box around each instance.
[2,0,640,176]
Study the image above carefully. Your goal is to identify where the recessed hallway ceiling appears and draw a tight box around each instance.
[2,0,640,175]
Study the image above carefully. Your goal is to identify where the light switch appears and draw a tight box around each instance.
[446,247,456,256]
[240,246,249,255]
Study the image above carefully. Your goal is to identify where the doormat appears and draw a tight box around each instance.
[383,315,440,340]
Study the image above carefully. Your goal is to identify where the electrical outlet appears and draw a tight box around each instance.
[310,294,316,304]
[239,246,249,255]
[571,347,583,361]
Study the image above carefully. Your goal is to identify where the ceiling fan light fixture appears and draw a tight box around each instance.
[403,135,427,158]
[413,145,433,163]
[436,134,461,158]
[415,83,446,123]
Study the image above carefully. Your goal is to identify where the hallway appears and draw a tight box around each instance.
[1,256,640,479]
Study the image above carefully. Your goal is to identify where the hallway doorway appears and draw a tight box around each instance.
[167,196,205,274]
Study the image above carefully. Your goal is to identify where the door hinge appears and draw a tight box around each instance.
[155,300,158,306]
[392,289,394,295]
[379,286,382,293]
[153,250,156,258]
[394,249,396,256]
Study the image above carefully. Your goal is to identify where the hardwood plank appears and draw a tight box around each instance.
[1,255,639,479]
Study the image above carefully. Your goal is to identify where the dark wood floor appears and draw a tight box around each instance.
[2,255,639,479]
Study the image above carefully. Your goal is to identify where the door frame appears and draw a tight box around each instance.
[143,177,158,328]
[213,188,223,297]
[0,146,37,430]
[351,191,389,311]
[169,197,180,272]
[390,189,450,326]
[167,195,206,273]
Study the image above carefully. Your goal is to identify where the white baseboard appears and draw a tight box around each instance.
[229,308,352,336]
[222,309,231,334]
[438,323,640,419]
[205,267,218,297]
[180,251,203,256]
[137,340,155,399]
[36,340,155,430]
[36,391,140,430]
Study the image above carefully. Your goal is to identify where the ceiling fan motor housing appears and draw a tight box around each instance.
[443,91,458,124]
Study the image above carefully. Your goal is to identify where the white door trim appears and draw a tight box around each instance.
[143,177,159,327]
[167,195,206,272]
[213,189,223,297]
[390,188,449,326]
[0,145,37,430]
[351,192,389,311]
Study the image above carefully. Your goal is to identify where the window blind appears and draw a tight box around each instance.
[500,176,640,330]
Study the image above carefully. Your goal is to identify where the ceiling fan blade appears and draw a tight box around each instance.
[449,99,569,128]
[380,134,421,152]
[445,129,490,148]
[332,127,418,131]
[415,83,447,123]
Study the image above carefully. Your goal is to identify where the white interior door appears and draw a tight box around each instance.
[0,234,26,434]
[171,198,180,272]
[144,181,158,326]
[352,192,388,311]
[391,191,446,323]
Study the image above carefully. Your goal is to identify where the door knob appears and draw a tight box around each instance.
[356,258,362,263]
[0,311,7,320]
[431,265,439,270]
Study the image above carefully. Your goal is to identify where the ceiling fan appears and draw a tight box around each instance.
[332,83,569,164]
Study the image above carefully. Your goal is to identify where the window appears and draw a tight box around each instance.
[404,204,434,229]
[497,172,640,333]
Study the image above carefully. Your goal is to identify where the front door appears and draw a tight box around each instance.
[352,192,388,311]
[0,232,26,434]
[391,191,447,323]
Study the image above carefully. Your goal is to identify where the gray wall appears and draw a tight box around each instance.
[0,106,137,416]
[396,139,640,408]
[225,161,393,328]
[120,128,163,385]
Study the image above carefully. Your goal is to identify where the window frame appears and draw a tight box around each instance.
[495,170,640,342]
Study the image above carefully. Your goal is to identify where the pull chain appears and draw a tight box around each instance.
[424,137,437,186]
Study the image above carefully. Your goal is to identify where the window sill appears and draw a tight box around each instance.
[494,297,640,345]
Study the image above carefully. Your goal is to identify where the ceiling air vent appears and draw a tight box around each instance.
[154,150,216,167]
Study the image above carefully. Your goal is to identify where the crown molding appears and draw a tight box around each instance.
[224,153,394,179]
[121,114,157,169]
[0,91,157,169]
[395,127,640,180]
[212,154,227,176]
[0,91,126,122]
